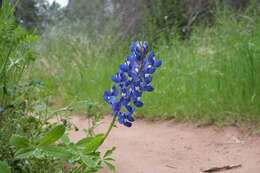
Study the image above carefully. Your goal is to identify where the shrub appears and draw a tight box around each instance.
[0,1,115,172]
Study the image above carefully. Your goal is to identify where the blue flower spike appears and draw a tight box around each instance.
[104,41,162,127]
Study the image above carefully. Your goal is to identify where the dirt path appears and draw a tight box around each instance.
[68,116,260,173]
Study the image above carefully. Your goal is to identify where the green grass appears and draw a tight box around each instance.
[32,7,260,125]
[32,26,125,110]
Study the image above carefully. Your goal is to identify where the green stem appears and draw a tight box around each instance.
[102,116,116,144]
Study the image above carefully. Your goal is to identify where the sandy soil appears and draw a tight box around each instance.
[68,116,260,173]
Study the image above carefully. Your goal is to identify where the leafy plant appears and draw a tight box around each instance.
[0,161,11,173]
[0,0,39,166]
[0,1,116,172]
[8,122,115,173]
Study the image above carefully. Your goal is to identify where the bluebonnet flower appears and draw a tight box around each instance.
[104,41,162,127]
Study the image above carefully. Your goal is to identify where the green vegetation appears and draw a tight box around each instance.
[2,0,259,172]
[0,1,115,172]
[1,0,260,172]
[33,5,260,125]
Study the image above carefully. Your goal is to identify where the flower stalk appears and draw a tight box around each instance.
[103,116,116,142]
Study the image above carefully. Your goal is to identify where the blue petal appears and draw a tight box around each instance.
[109,96,116,105]
[128,71,138,79]
[144,76,153,84]
[133,91,142,97]
[144,85,154,92]
[120,64,129,72]
[154,60,162,67]
[125,105,134,113]
[121,97,130,106]
[148,52,155,64]
[135,54,142,61]
[111,75,120,83]
[118,115,125,124]
[130,42,137,53]
[126,55,134,63]
[103,91,111,102]
[123,121,132,127]
[121,87,127,93]
[114,111,121,117]
[133,80,141,86]
[119,83,124,88]
[125,80,131,86]
[120,72,127,81]
[134,100,143,107]
[125,112,135,122]
[142,41,149,53]
[111,85,118,96]
[112,102,121,112]
[146,67,156,74]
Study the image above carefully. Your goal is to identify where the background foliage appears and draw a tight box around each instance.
[28,0,260,126]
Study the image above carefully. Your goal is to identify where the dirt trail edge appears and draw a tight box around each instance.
[68,116,260,173]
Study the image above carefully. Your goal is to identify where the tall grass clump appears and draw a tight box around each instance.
[140,5,260,124]
[33,21,127,110]
[34,5,260,125]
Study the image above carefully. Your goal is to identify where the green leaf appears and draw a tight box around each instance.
[60,133,70,145]
[84,134,105,153]
[104,161,115,171]
[38,124,65,146]
[15,147,35,159]
[9,135,29,149]
[76,134,105,153]
[39,146,72,159]
[0,161,11,173]
[104,146,116,158]
[104,157,115,161]
[76,137,93,146]
[81,155,99,168]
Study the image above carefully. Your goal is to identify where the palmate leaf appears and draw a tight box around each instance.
[76,134,105,153]
[104,161,116,171]
[39,146,73,159]
[81,155,101,169]
[84,134,105,153]
[9,135,29,149]
[0,161,11,173]
[15,146,73,160]
[103,147,116,171]
[15,147,35,159]
[104,146,116,158]
[38,124,65,146]
[60,133,71,145]
[76,137,93,147]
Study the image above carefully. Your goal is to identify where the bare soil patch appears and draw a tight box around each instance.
[68,116,260,173]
